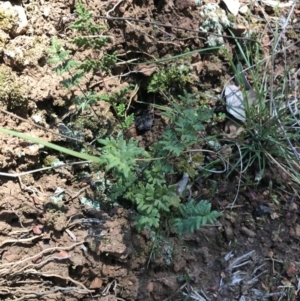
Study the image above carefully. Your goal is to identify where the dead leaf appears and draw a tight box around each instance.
[224,120,245,138]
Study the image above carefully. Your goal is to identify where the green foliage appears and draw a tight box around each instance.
[47,1,136,130]
[47,1,117,107]
[72,91,109,111]
[133,183,180,232]
[157,91,213,156]
[98,135,148,178]
[45,1,222,235]
[94,88,220,233]
[173,200,222,236]
[148,63,194,93]
[115,103,134,129]
[223,39,300,184]
[101,85,135,129]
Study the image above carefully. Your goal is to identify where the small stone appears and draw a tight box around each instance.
[255,204,271,217]
[90,277,103,289]
[32,224,43,235]
[270,212,279,219]
[58,251,69,258]
[146,281,154,293]
[13,5,28,36]
[286,262,298,277]
[262,190,269,196]
[290,203,298,211]
[239,5,249,14]
[43,6,50,17]
[0,2,28,36]
[241,226,256,238]
[224,223,234,241]
[294,224,300,237]
[175,0,195,10]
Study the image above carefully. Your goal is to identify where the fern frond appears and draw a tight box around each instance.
[135,212,160,232]
[173,200,222,236]
[98,136,148,178]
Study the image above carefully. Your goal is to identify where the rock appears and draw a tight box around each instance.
[135,110,153,131]
[0,29,9,48]
[175,0,196,10]
[12,5,28,36]
[3,35,48,69]
[239,5,249,14]
[254,204,271,217]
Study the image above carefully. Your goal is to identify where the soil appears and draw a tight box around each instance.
[0,0,300,301]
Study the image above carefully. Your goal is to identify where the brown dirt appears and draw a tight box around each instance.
[0,0,300,300]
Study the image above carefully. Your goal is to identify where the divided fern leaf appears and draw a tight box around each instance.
[173,200,222,236]
[98,136,148,178]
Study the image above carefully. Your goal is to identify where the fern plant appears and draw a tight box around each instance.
[98,135,148,178]
[156,91,213,156]
[131,183,180,231]
[47,0,134,130]
[45,1,222,235]
[173,200,222,236]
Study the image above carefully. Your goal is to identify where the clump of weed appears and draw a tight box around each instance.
[44,1,223,235]
[148,63,194,93]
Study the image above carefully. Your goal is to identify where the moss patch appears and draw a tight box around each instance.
[0,65,28,115]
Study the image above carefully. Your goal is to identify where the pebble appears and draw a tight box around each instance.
[241,226,256,238]
[146,281,154,293]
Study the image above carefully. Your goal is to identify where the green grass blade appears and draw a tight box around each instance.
[0,127,101,163]
[119,47,221,65]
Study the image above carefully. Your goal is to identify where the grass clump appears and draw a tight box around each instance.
[223,35,300,186]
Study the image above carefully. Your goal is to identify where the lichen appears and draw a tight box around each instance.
[200,3,234,46]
